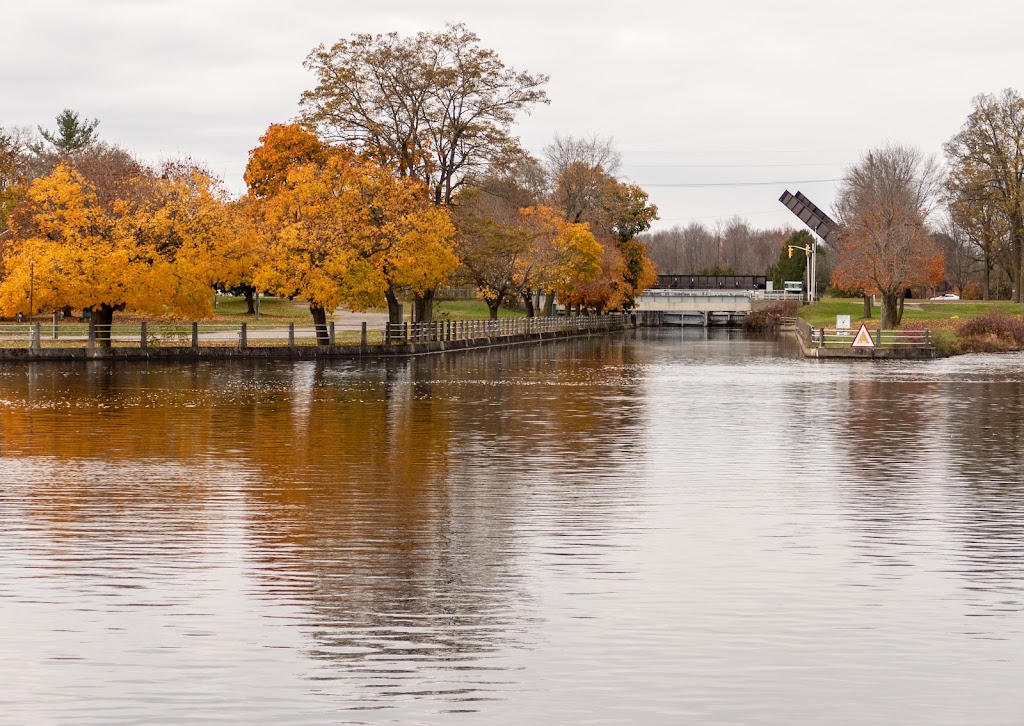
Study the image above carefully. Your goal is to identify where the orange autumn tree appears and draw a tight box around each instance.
[451,182,533,319]
[832,144,945,328]
[563,243,630,313]
[518,204,602,312]
[545,136,659,312]
[143,160,240,311]
[452,173,602,320]
[245,124,457,341]
[0,156,229,345]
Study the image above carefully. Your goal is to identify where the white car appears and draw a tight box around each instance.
[929,293,960,300]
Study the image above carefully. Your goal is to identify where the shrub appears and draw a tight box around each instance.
[954,312,1024,353]
[743,300,798,332]
[961,282,984,300]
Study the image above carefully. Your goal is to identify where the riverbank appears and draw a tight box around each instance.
[0,313,654,363]
[798,297,1024,357]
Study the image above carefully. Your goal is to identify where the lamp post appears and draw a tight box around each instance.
[28,259,34,323]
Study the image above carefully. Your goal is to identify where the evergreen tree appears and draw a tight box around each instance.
[32,109,100,158]
[769,230,811,289]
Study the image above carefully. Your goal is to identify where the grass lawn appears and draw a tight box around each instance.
[209,295,524,322]
[212,295,313,320]
[799,297,1024,331]
[434,300,526,320]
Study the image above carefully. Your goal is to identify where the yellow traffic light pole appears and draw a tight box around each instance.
[786,244,814,301]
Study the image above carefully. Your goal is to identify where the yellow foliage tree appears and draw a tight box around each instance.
[0,160,230,344]
[519,204,603,315]
[546,145,659,311]
[246,124,458,341]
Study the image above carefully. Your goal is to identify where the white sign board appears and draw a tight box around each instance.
[836,315,851,330]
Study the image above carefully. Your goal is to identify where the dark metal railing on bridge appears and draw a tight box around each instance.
[652,274,768,291]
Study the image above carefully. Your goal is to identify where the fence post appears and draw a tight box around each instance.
[360,321,367,347]
[52,311,59,340]
[88,318,95,349]
[140,321,147,349]
[385,323,392,345]
[288,322,295,348]
[404,321,409,343]
[925,329,931,348]
[239,323,247,349]
[330,322,337,346]
[818,327,824,348]
[192,322,199,349]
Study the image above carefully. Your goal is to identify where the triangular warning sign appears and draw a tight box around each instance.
[851,323,875,348]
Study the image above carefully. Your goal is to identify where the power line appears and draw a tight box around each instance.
[638,177,839,185]
[654,210,783,222]
[624,162,848,169]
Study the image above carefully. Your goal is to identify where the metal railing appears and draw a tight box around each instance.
[384,313,633,344]
[0,313,642,352]
[750,291,804,301]
[795,318,933,348]
[0,321,380,350]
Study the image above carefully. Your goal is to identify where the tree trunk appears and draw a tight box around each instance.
[984,254,992,300]
[541,290,555,317]
[487,298,501,320]
[385,285,402,325]
[897,291,905,325]
[92,303,115,348]
[1013,230,1023,303]
[243,286,256,315]
[862,294,872,318]
[521,290,535,317]
[414,288,435,323]
[310,304,330,346]
[880,291,899,329]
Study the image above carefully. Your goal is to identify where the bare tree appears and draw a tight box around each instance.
[833,144,945,328]
[945,89,1024,301]
[641,220,789,275]
[543,134,621,181]
[300,23,548,322]
[936,219,984,298]
[0,128,30,235]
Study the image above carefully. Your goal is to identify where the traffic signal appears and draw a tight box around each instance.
[788,247,793,259]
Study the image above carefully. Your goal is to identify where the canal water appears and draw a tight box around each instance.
[1,329,1022,724]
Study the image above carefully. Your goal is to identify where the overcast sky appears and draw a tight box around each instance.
[5,0,1023,231]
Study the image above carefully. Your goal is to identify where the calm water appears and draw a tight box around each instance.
[1,329,1023,724]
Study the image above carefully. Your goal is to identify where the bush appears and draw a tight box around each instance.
[954,312,1024,353]
[960,282,984,300]
[743,300,798,332]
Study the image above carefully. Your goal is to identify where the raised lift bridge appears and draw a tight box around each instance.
[637,190,838,326]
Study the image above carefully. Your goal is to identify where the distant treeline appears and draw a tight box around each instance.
[640,219,790,276]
